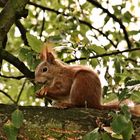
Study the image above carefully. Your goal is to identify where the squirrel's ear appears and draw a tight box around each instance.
[47,52,56,64]
[40,46,48,61]
[40,42,55,61]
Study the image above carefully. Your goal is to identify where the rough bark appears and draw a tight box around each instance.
[0,0,34,79]
[0,104,140,139]
[0,0,29,42]
[0,49,34,79]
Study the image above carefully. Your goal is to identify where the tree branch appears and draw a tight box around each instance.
[0,0,29,42]
[0,0,7,7]
[0,73,25,80]
[28,2,61,15]
[0,0,29,79]
[87,0,132,49]
[0,90,16,103]
[16,80,26,104]
[78,19,117,48]
[125,58,139,65]
[0,48,34,79]
[15,20,29,46]
[39,10,45,37]
[0,36,7,71]
[66,47,140,63]
[0,105,140,139]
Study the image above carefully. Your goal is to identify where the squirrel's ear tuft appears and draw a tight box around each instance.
[39,42,56,64]
[40,45,48,61]
[40,42,55,61]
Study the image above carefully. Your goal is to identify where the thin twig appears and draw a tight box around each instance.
[0,73,25,79]
[0,90,16,104]
[16,79,27,104]
[40,10,45,37]
[28,2,61,15]
[66,47,140,63]
[125,58,139,65]
[79,19,117,48]
[76,0,85,18]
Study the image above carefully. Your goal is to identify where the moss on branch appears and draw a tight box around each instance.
[0,104,140,139]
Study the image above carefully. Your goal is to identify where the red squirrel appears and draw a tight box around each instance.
[35,44,140,116]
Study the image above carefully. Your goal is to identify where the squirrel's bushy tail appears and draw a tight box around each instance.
[101,99,140,117]
[129,104,140,117]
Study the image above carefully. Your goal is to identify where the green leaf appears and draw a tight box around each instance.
[121,105,131,120]
[90,59,98,67]
[19,48,30,61]
[19,48,40,70]
[11,109,24,129]
[3,121,18,140]
[113,6,121,16]
[111,114,128,134]
[114,74,121,84]
[118,88,131,101]
[101,133,111,140]
[130,51,140,58]
[83,128,101,140]
[114,58,121,73]
[48,35,63,42]
[126,79,140,86]
[122,121,134,140]
[128,30,140,35]
[123,11,132,23]
[111,111,134,140]
[26,33,43,52]
[131,91,140,103]
[90,45,106,54]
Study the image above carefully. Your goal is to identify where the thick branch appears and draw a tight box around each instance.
[0,0,29,77]
[66,47,140,63]
[0,48,34,79]
[15,20,28,46]
[0,0,29,42]
[0,0,7,7]
[0,105,140,139]
[0,36,7,71]
[87,0,132,49]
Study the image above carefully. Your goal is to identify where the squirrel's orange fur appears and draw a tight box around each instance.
[35,45,140,116]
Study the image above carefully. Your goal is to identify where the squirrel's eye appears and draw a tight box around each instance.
[42,67,48,72]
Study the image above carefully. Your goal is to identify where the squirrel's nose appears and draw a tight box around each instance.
[34,77,46,85]
[34,78,41,84]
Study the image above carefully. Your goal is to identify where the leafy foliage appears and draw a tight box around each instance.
[11,109,24,129]
[3,122,18,140]
[111,106,134,140]
[26,33,43,52]
[3,109,24,140]
[83,128,102,140]
[84,106,134,140]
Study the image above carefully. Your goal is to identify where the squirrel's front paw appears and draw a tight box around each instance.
[35,87,47,98]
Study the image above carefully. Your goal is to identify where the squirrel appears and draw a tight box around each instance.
[35,44,140,116]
